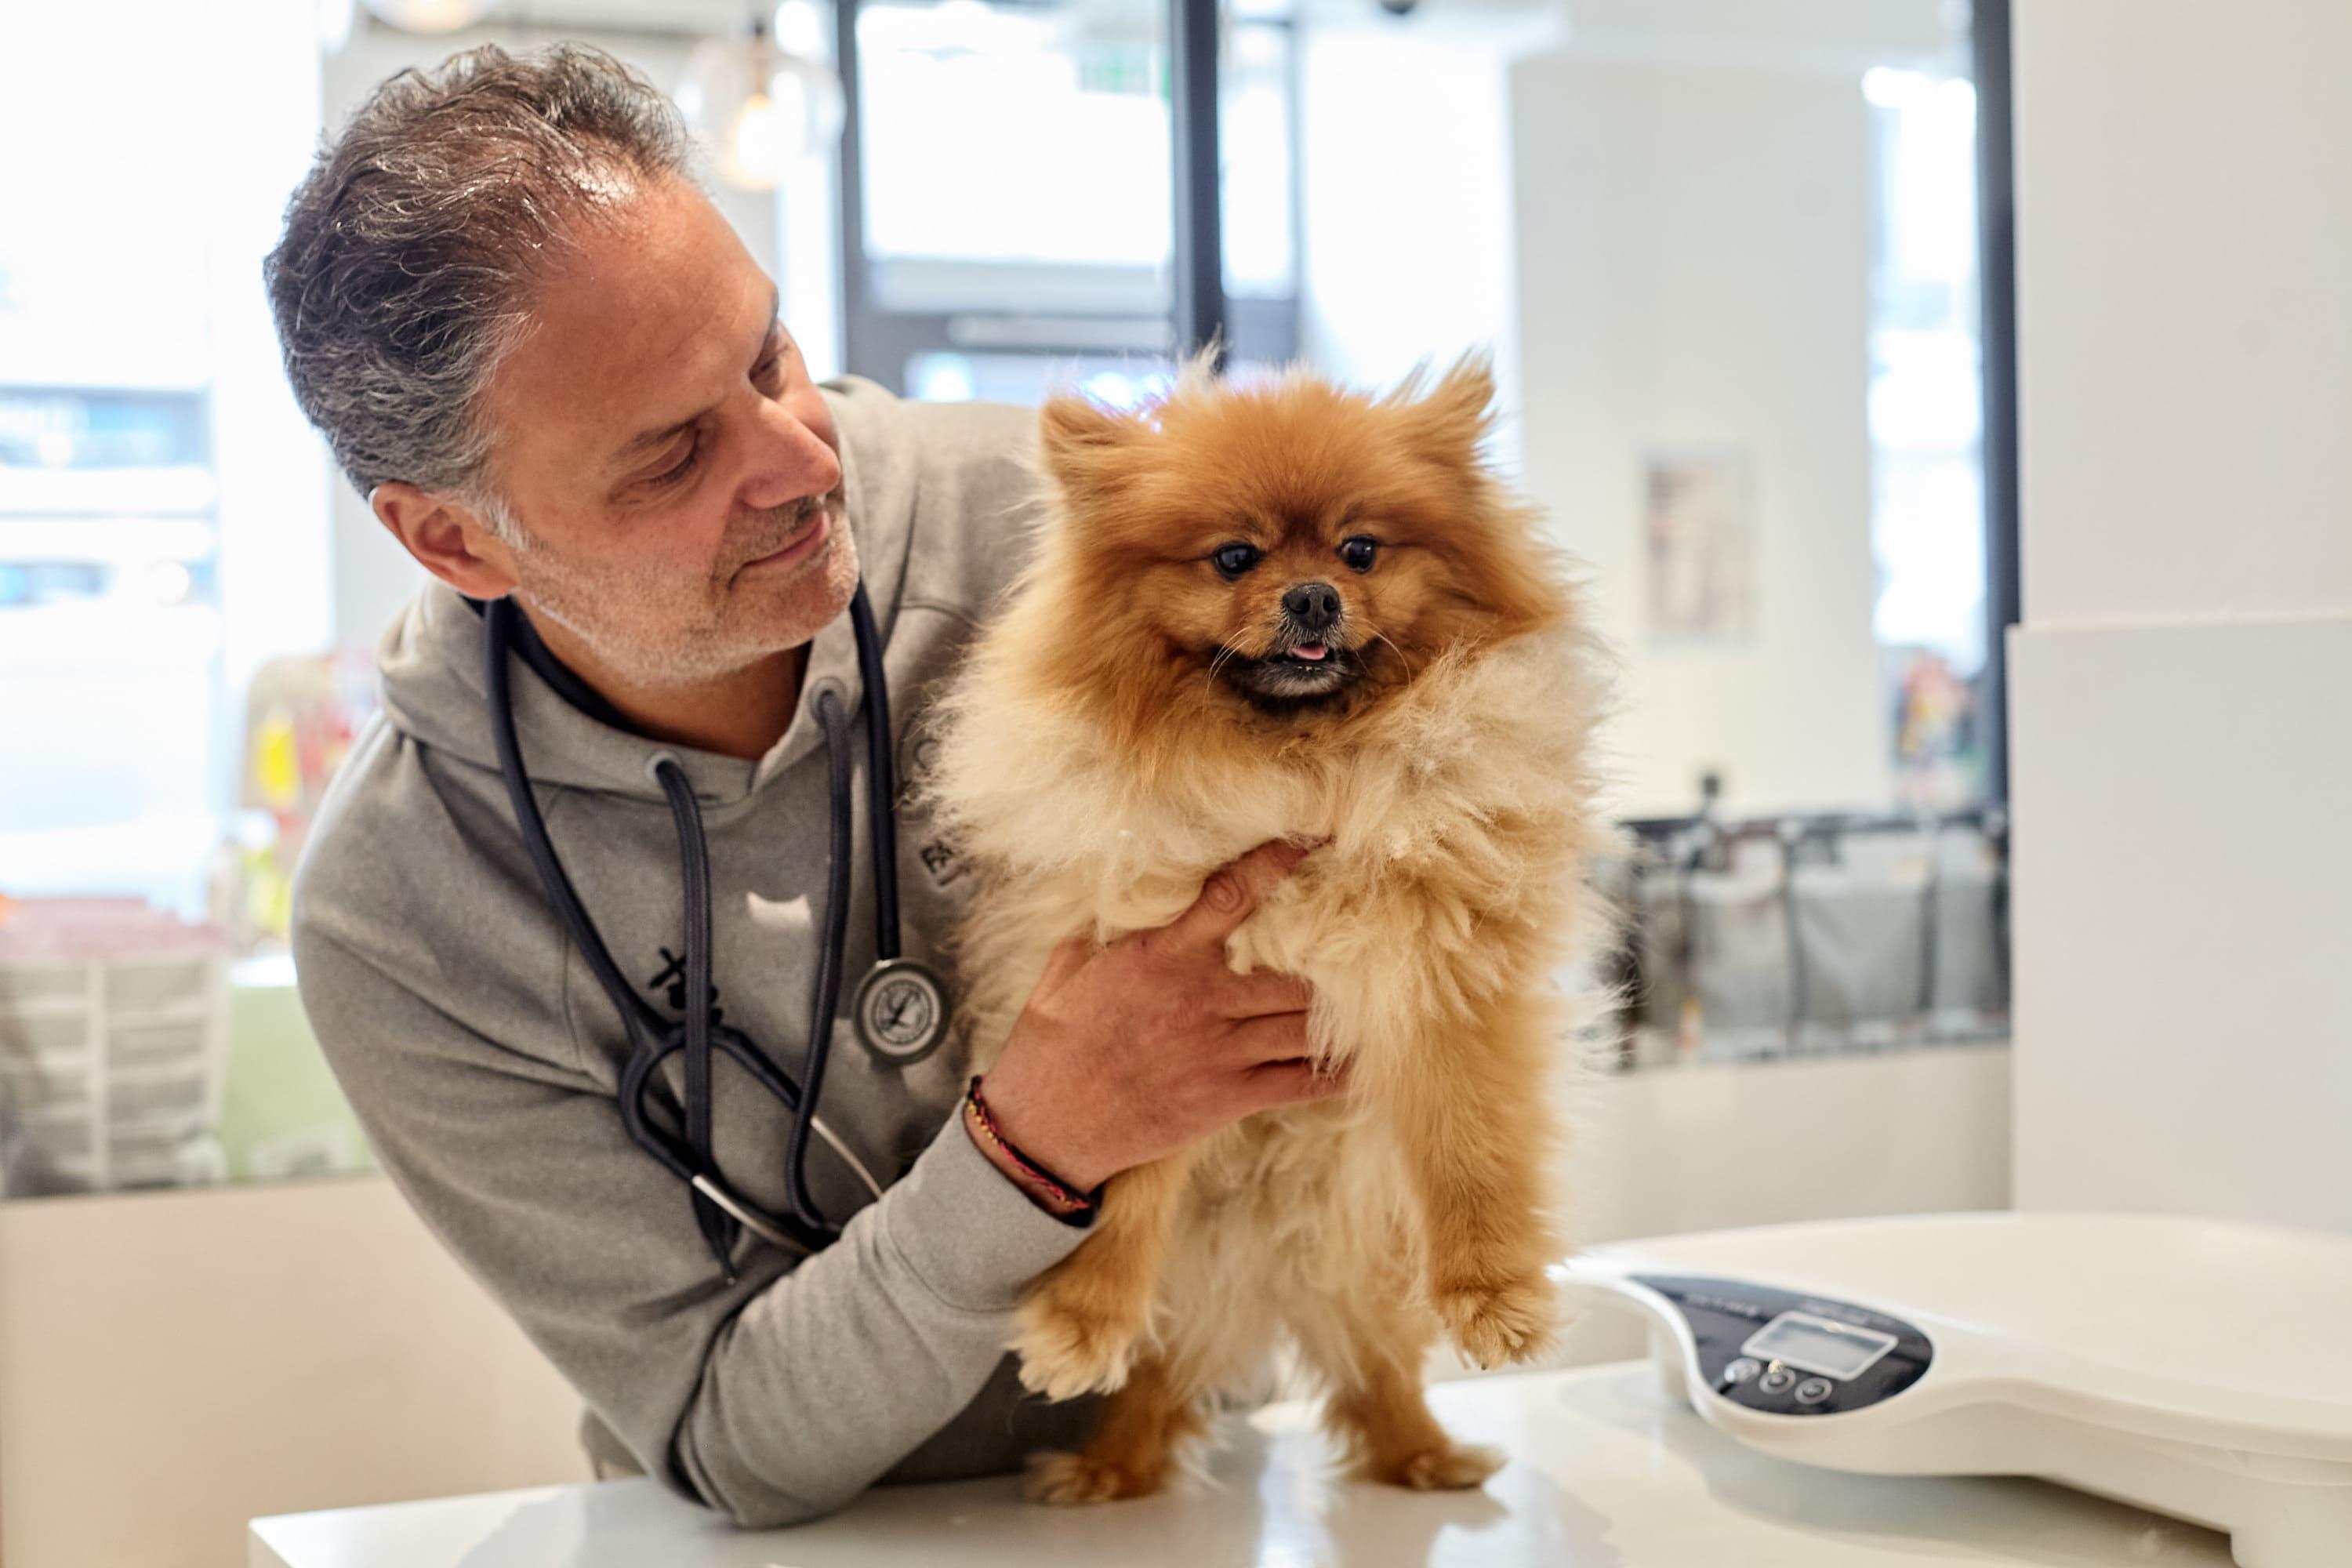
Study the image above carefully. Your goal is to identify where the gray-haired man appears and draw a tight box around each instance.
[267,43,1335,1527]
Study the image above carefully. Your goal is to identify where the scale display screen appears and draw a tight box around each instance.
[1742,1312,1898,1380]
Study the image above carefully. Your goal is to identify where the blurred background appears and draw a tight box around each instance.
[0,0,2027,1559]
[0,0,2005,1192]
[13,0,2352,1561]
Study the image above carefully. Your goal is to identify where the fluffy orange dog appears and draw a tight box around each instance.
[923,355,1610,1504]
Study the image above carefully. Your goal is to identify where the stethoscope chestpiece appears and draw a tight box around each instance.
[851,956,953,1066]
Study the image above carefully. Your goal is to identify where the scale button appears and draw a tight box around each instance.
[1795,1377,1835,1406]
[1759,1367,1797,1395]
[1722,1357,1763,1385]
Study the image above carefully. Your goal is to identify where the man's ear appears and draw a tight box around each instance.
[370,481,521,600]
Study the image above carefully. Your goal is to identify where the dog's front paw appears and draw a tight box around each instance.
[1011,1289,1142,1401]
[1024,1448,1167,1505]
[1431,1270,1560,1369]
[1373,1442,1507,1491]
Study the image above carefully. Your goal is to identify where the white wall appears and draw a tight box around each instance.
[0,1178,587,1568]
[1567,1044,2011,1246]
[2012,2,2352,626]
[2009,619,2352,1231]
[2009,0,2352,1231]
[1293,2,1566,481]
[1510,49,1890,818]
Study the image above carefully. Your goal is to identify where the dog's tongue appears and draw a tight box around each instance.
[1292,643,1329,662]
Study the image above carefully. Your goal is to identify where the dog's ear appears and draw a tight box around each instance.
[1038,392,1148,500]
[1389,350,1497,472]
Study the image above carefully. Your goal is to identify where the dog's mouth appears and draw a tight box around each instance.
[1218,633,1365,706]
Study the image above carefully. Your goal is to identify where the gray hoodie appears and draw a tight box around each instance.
[290,376,1099,1528]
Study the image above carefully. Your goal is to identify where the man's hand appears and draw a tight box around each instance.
[970,838,1340,1193]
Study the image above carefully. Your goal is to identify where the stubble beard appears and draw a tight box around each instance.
[513,497,862,689]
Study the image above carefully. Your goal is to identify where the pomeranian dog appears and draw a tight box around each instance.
[920,354,1611,1504]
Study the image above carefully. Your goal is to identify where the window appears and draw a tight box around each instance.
[0,2,332,920]
[838,0,1298,402]
[1865,66,1991,810]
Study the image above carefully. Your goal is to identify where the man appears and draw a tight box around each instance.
[267,43,1338,1527]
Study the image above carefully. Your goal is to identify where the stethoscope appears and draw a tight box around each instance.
[481,582,952,1280]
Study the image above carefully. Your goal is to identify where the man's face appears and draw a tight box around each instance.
[477,177,857,686]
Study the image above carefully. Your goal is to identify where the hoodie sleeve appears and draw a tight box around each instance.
[289,920,1094,1528]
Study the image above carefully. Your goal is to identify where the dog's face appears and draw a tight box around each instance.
[1030,358,1570,733]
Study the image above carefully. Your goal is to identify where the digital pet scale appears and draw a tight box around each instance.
[1559,1212,2352,1568]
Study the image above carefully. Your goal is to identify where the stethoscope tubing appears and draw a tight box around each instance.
[483,586,903,1274]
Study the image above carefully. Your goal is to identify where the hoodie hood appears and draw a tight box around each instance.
[376,375,918,808]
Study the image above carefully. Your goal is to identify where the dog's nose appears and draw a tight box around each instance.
[1283,581,1341,633]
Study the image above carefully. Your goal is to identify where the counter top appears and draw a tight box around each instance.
[250,1361,2229,1566]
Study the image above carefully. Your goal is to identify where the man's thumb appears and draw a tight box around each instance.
[1163,838,1312,950]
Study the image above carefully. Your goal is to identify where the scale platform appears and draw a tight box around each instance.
[1559,1211,2352,1568]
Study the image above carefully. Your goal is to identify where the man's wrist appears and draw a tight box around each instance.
[962,1058,1116,1189]
[962,1097,1097,1219]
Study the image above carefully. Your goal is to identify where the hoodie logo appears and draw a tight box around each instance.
[647,948,724,1026]
[897,709,965,889]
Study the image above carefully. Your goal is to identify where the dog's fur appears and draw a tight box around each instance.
[920,355,1612,1504]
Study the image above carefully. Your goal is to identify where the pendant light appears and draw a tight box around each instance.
[676,10,846,191]
[358,0,494,32]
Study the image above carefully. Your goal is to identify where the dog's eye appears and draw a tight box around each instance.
[1211,543,1261,580]
[1340,535,1377,572]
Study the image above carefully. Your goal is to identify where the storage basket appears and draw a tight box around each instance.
[0,900,231,1195]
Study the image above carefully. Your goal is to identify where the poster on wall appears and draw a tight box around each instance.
[1643,451,1758,643]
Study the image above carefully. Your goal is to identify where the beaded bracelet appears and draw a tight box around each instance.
[965,1075,1105,1226]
